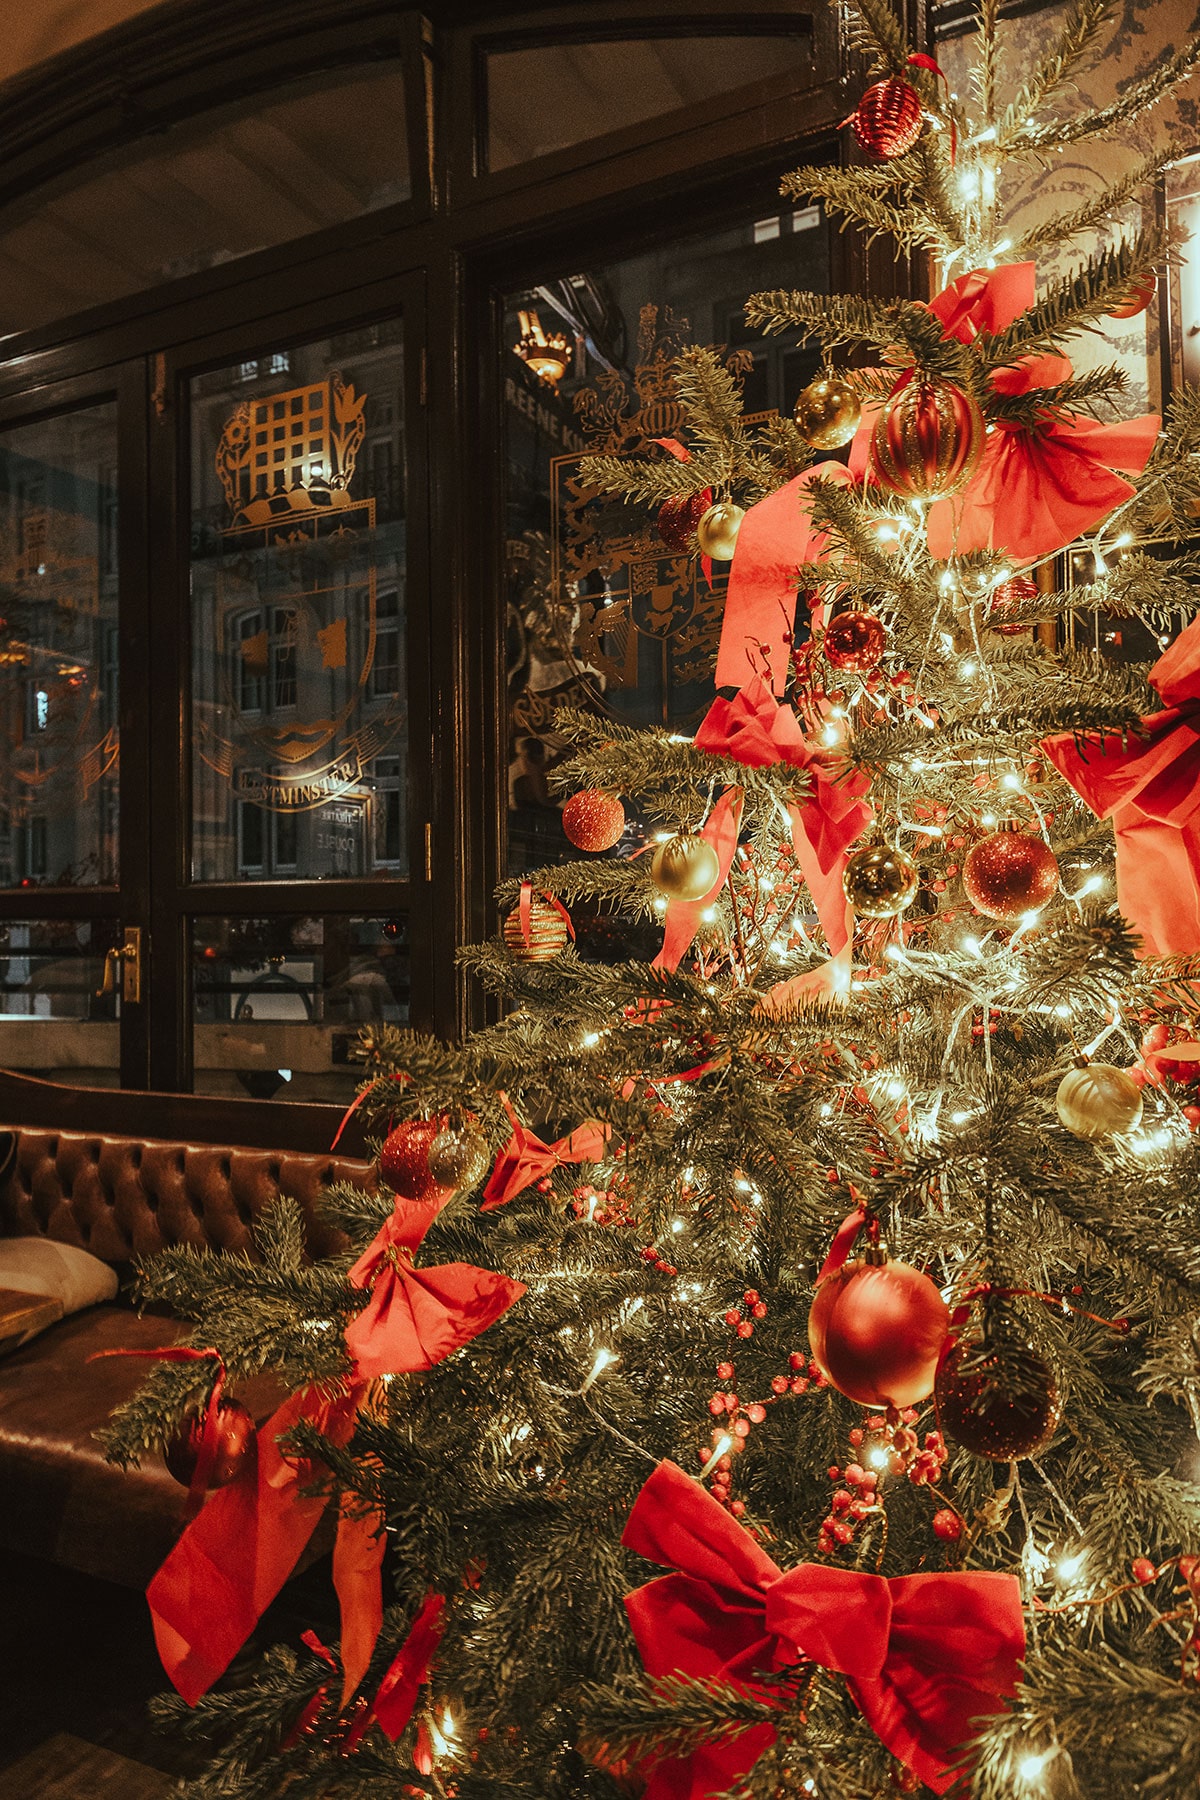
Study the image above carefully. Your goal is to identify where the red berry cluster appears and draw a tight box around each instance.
[640,1243,678,1276]
[699,1345,827,1513]
[570,1182,632,1226]
[723,1285,769,1339]
[817,1458,881,1554]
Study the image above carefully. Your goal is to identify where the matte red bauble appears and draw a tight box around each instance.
[807,1251,949,1408]
[962,829,1059,920]
[165,1398,255,1489]
[869,378,985,501]
[380,1120,447,1201]
[562,790,625,853]
[935,1335,1062,1460]
[988,574,1038,636]
[824,609,887,673]
[849,78,923,159]
[657,492,709,552]
[1106,273,1157,320]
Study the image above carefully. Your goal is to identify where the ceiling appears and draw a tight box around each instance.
[0,0,167,89]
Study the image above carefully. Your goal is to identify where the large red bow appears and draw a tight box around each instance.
[917,263,1159,560]
[695,678,871,956]
[623,1461,1024,1798]
[1042,613,1200,955]
[482,1094,611,1210]
[716,464,856,695]
[344,1195,526,1376]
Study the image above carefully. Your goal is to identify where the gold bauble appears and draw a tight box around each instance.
[502,893,570,963]
[842,844,920,919]
[1055,1063,1143,1140]
[427,1124,490,1190]
[650,834,721,901]
[695,502,745,561]
[793,375,861,450]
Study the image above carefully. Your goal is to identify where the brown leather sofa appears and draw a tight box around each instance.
[0,1072,374,1589]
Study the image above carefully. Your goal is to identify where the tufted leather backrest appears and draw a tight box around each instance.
[0,1127,375,1265]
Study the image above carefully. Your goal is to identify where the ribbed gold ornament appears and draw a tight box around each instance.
[503,895,569,962]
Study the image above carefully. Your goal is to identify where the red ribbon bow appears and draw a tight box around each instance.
[1042,613,1200,955]
[695,678,872,957]
[344,1194,526,1376]
[482,1094,611,1210]
[149,1203,520,1706]
[623,1461,1024,1798]
[914,262,1159,561]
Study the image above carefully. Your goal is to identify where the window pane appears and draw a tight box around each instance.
[0,63,410,337]
[189,321,408,882]
[0,918,120,1088]
[503,205,829,881]
[192,914,409,1102]
[0,402,119,886]
[486,33,813,171]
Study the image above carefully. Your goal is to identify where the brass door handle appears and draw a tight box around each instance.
[97,928,142,1002]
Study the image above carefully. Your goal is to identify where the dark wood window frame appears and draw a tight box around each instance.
[0,0,919,1119]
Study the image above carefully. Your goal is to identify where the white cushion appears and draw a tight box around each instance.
[0,1237,119,1313]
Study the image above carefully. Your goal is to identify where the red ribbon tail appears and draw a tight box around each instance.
[817,1206,871,1282]
[332,1079,383,1150]
[369,1591,446,1741]
[333,1500,387,1706]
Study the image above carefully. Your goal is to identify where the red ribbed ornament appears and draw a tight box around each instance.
[849,78,923,159]
[988,575,1039,636]
[808,1251,949,1408]
[380,1120,447,1201]
[962,830,1059,920]
[870,378,985,501]
[562,790,625,852]
[824,609,887,672]
[657,492,709,553]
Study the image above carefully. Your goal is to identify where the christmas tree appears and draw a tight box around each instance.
[105,4,1200,1796]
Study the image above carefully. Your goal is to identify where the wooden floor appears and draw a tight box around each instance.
[0,1736,171,1799]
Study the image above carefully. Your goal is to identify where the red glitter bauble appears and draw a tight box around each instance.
[1106,273,1157,320]
[824,609,887,673]
[962,830,1059,920]
[807,1255,949,1408]
[380,1120,447,1201]
[935,1335,1061,1461]
[988,574,1038,636]
[870,378,985,501]
[165,1398,255,1490]
[849,78,923,159]
[562,790,626,853]
[657,492,709,553]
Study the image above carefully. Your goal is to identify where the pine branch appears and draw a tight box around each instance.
[994,0,1114,148]
[1014,148,1178,255]
[985,231,1164,368]
[1013,33,1200,148]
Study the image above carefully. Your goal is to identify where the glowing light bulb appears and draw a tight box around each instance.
[1056,1553,1083,1582]
[581,1031,601,1047]
[1002,772,1023,790]
[671,1218,685,1234]
[868,1446,891,1470]
[950,1110,970,1125]
[1017,1752,1049,1784]
[582,1347,617,1391]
